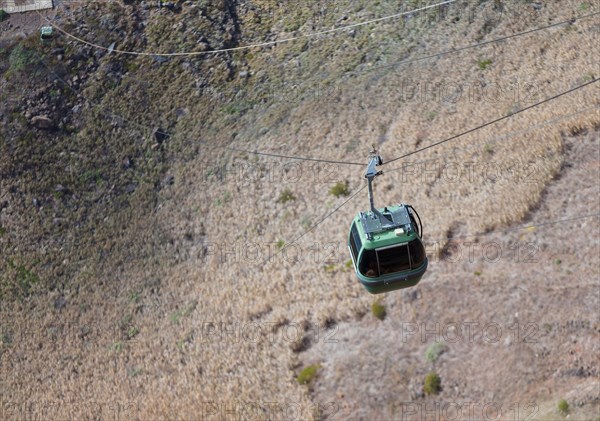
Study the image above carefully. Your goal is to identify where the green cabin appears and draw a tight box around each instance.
[341,147,429,294]
[348,203,428,294]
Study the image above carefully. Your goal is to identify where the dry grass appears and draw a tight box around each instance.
[1,0,599,419]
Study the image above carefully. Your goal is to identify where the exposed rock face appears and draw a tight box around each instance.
[31,115,54,129]
[153,127,169,143]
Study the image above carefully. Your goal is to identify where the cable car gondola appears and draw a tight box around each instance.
[348,148,428,294]
[40,26,53,41]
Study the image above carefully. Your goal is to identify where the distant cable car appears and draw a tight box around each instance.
[348,148,428,294]
[40,26,53,41]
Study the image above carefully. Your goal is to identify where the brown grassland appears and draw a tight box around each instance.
[0,0,599,419]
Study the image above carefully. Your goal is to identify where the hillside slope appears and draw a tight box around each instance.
[1,0,599,419]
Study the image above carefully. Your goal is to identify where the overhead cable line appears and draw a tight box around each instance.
[38,0,455,56]
[224,146,363,166]
[265,184,367,264]
[384,105,599,174]
[35,9,599,168]
[428,212,600,244]
[382,78,599,166]
[227,82,597,169]
[34,52,172,139]
[346,11,600,78]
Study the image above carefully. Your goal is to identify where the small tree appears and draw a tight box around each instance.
[371,300,386,321]
[425,342,447,363]
[277,188,296,204]
[423,371,442,395]
[296,364,320,385]
[557,399,569,416]
[329,181,350,197]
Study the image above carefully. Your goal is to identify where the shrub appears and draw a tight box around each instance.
[0,10,8,22]
[7,259,39,297]
[323,263,336,273]
[582,72,595,82]
[329,181,350,197]
[222,103,242,115]
[126,326,139,340]
[296,364,320,385]
[557,399,569,416]
[81,169,102,184]
[371,300,386,321]
[9,44,36,73]
[214,191,232,206]
[423,371,442,395]
[478,58,493,70]
[277,188,296,204]
[300,215,311,229]
[170,301,198,324]
[425,342,447,363]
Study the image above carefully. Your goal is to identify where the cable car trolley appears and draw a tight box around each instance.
[40,26,53,41]
[348,148,428,294]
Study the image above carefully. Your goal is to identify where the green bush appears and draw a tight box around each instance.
[425,342,447,363]
[423,371,442,395]
[170,301,198,324]
[126,326,139,340]
[557,399,569,416]
[9,44,36,73]
[80,169,102,184]
[300,215,311,229]
[0,10,8,22]
[329,181,350,198]
[323,263,336,273]
[214,191,232,206]
[277,188,296,204]
[371,300,386,321]
[477,58,493,70]
[6,259,39,297]
[296,364,320,385]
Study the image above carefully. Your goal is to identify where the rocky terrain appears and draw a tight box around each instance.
[0,0,599,419]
